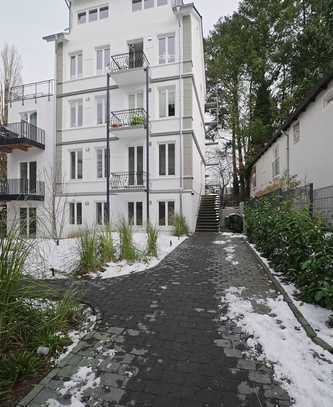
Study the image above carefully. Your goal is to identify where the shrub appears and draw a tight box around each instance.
[118,219,137,262]
[76,229,101,275]
[130,114,145,126]
[174,214,189,237]
[146,224,159,257]
[99,224,116,264]
[245,197,333,309]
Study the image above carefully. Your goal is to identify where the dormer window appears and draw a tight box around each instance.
[78,12,87,24]
[89,9,98,22]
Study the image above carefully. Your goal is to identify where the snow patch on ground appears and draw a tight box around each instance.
[222,288,333,407]
[249,243,333,348]
[23,232,187,280]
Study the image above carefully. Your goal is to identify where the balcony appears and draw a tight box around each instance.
[0,179,45,202]
[111,172,147,193]
[0,122,45,152]
[111,108,147,137]
[110,52,150,86]
[9,79,55,105]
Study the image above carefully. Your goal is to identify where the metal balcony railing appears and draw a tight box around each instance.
[111,108,147,129]
[0,121,45,147]
[110,51,149,73]
[9,79,55,104]
[111,172,147,192]
[0,179,45,201]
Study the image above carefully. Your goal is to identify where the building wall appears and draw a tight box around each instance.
[252,80,333,197]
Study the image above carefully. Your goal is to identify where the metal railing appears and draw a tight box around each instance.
[111,108,147,129]
[110,172,147,192]
[9,79,55,104]
[0,121,45,146]
[110,51,149,73]
[0,179,45,198]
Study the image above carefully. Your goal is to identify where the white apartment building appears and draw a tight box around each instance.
[1,0,206,238]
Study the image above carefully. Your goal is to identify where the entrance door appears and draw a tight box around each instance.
[128,146,144,186]
[128,41,144,69]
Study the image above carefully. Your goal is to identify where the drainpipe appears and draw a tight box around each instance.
[174,7,184,217]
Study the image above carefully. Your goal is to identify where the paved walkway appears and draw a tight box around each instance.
[19,233,292,407]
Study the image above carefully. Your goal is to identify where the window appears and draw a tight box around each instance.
[144,0,154,8]
[272,145,280,178]
[128,202,143,226]
[159,201,175,226]
[69,203,82,225]
[97,148,108,178]
[70,100,83,128]
[159,143,175,176]
[70,150,83,180]
[96,202,108,225]
[159,34,175,64]
[159,86,176,118]
[293,122,300,144]
[157,0,168,5]
[20,208,37,238]
[96,96,107,125]
[96,47,110,74]
[78,11,87,24]
[70,53,83,79]
[100,6,109,19]
[132,0,142,11]
[129,91,144,110]
[89,9,98,22]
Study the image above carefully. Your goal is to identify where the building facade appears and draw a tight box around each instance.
[250,74,333,198]
[2,0,206,238]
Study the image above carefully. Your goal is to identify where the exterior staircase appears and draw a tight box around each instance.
[196,194,220,232]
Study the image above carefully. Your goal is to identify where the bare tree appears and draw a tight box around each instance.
[39,168,67,241]
[0,44,22,178]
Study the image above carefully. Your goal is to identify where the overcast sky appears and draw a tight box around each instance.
[0,0,239,83]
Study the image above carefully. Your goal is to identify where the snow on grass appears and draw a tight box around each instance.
[24,232,187,280]
[93,233,187,279]
[249,243,333,348]
[222,288,333,407]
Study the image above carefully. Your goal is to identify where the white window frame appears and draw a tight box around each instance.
[69,202,83,225]
[293,121,300,144]
[144,0,154,9]
[128,201,144,226]
[158,200,175,227]
[78,11,87,24]
[159,85,176,118]
[272,144,280,178]
[99,5,109,19]
[70,52,83,80]
[69,99,83,128]
[88,8,98,22]
[96,148,108,179]
[70,150,83,180]
[157,0,168,6]
[20,207,37,238]
[158,142,176,176]
[128,91,144,110]
[96,47,111,74]
[158,33,176,64]
[96,202,108,225]
[96,96,107,125]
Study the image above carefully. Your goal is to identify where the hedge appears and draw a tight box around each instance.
[245,197,333,310]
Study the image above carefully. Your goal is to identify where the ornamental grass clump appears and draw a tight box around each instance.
[76,229,101,275]
[118,219,137,262]
[245,196,333,309]
[146,224,159,258]
[174,214,189,237]
[99,224,116,264]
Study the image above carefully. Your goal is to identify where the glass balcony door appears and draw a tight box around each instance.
[20,161,37,194]
[128,40,143,69]
[128,146,144,186]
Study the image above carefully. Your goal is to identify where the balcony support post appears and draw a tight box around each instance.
[145,67,150,226]
[106,71,111,225]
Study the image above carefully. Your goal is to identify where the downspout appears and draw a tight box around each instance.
[175,7,184,217]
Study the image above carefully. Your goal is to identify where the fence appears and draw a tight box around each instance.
[249,183,333,229]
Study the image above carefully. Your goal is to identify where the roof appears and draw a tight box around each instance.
[250,72,333,167]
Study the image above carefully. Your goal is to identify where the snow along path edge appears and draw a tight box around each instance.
[245,240,333,355]
[16,305,102,407]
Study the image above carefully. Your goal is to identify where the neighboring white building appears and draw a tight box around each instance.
[250,73,333,199]
[2,0,206,237]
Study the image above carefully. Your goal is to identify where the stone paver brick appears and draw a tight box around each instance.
[19,233,291,407]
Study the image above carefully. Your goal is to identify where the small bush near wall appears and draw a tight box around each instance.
[174,214,189,237]
[245,197,333,310]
